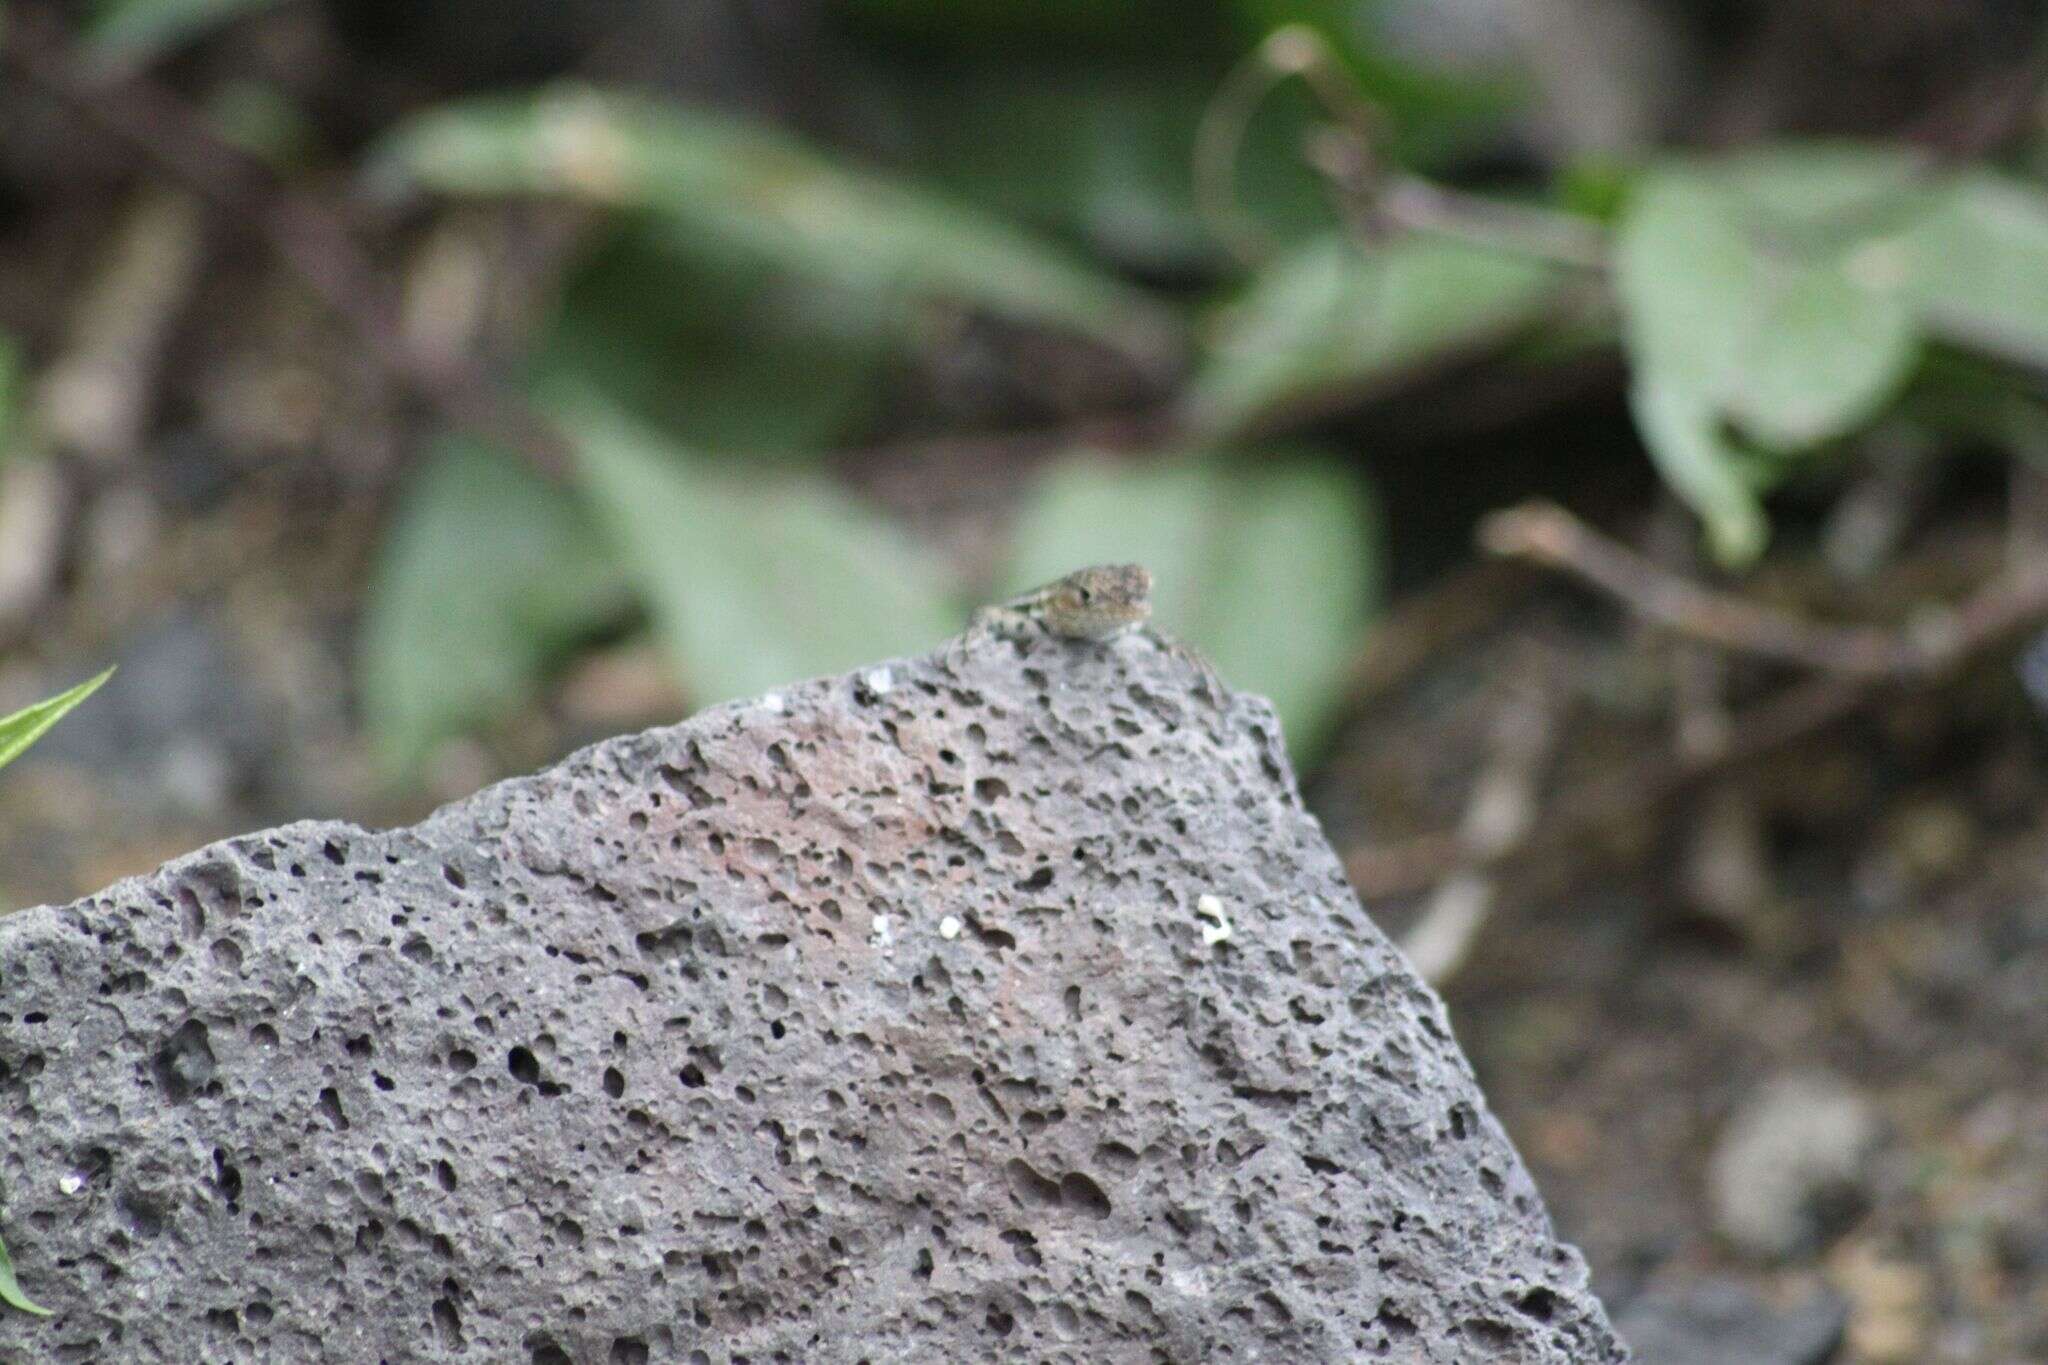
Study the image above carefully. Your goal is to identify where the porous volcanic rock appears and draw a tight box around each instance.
[0,626,1625,1362]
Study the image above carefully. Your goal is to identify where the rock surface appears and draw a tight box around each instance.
[0,627,1625,1362]
[1614,1278,1846,1365]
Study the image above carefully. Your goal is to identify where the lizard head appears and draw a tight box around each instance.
[1047,563,1153,640]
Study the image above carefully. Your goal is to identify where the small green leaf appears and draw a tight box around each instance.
[84,0,288,70]
[1001,450,1380,758]
[0,1229,52,1317]
[1628,377,1767,567]
[1190,231,1558,437]
[359,438,628,774]
[0,667,114,772]
[560,387,958,705]
[371,86,1181,361]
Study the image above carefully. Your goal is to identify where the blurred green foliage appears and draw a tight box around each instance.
[862,61,1329,274]
[352,9,2048,772]
[369,85,1182,361]
[43,0,2048,775]
[357,70,1408,772]
[1190,232,1560,436]
[1615,147,2048,562]
[559,383,961,708]
[360,438,626,772]
[532,228,890,457]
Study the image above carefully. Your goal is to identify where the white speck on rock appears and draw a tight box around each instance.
[939,915,962,939]
[59,1173,85,1195]
[862,667,893,695]
[760,692,786,714]
[1195,893,1233,945]
[870,913,895,953]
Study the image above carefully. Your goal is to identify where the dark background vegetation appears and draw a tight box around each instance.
[3,0,2048,1358]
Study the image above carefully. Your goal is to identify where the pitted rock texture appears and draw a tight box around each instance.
[1,628,1625,1362]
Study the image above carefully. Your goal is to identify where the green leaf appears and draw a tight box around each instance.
[371,85,1181,361]
[84,0,287,70]
[1189,231,1559,437]
[359,438,628,774]
[560,387,958,705]
[1696,146,2048,369]
[1613,155,1929,556]
[0,667,114,773]
[530,225,887,457]
[0,1229,51,1317]
[1628,376,1767,566]
[1001,450,1380,758]
[1615,162,1919,450]
[1891,171,2048,368]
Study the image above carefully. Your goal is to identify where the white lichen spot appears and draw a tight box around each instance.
[939,915,963,940]
[870,912,895,953]
[759,692,786,714]
[1195,893,1233,946]
[59,1173,85,1196]
[862,667,894,695]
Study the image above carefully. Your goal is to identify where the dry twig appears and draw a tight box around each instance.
[1195,24,1609,271]
[1479,500,2048,678]
[1348,501,2048,901]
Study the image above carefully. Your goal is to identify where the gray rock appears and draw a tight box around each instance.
[1709,1071,1880,1260]
[1615,1278,1846,1365]
[0,630,1624,1362]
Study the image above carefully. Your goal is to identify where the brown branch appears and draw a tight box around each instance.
[1348,504,2048,901]
[1302,128,1610,272]
[0,4,574,482]
[1480,500,2005,677]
